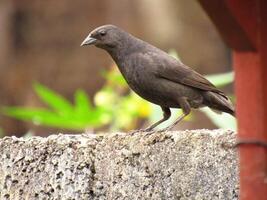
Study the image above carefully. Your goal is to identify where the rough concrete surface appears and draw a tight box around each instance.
[0,129,238,200]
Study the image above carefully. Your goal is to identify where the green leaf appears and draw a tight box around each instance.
[33,83,73,115]
[3,107,65,126]
[205,71,234,87]
[2,106,102,130]
[74,89,92,115]
[1,82,116,131]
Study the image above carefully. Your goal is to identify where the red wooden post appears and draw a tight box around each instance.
[234,51,267,199]
[198,0,267,199]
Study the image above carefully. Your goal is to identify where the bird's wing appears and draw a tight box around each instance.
[148,51,226,97]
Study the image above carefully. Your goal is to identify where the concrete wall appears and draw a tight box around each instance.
[0,129,238,199]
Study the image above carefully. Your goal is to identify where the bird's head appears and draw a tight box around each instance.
[81,24,125,50]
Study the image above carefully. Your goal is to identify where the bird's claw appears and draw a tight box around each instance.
[129,129,139,135]
[157,128,169,133]
[129,128,155,136]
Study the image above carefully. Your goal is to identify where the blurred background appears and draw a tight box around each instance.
[0,0,235,137]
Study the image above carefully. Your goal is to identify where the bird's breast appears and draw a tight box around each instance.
[123,67,170,105]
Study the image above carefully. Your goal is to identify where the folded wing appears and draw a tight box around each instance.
[147,51,228,99]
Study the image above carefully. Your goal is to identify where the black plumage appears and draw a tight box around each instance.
[81,24,235,131]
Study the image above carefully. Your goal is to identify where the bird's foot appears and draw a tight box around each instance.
[143,129,157,136]
[157,127,168,132]
[157,125,175,133]
[129,129,139,135]
[129,128,155,136]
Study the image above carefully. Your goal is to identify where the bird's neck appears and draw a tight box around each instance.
[107,36,145,65]
[107,48,125,65]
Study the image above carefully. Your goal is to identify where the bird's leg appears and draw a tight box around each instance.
[159,97,191,132]
[159,113,187,132]
[143,107,171,132]
[129,107,171,135]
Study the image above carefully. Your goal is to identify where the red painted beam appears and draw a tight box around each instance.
[198,0,256,51]
[224,0,259,50]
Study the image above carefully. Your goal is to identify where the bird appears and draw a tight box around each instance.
[81,24,235,132]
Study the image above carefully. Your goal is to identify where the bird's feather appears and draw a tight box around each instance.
[144,50,228,99]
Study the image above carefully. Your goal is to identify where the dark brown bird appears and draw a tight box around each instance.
[81,25,235,132]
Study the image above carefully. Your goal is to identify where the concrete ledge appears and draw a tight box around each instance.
[0,129,238,200]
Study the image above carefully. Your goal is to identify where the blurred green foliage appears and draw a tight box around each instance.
[205,71,234,88]
[2,68,150,132]
[1,51,236,132]
[2,83,109,130]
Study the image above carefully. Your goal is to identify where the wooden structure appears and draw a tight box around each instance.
[198,0,267,199]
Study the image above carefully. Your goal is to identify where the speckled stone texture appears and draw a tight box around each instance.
[0,130,238,200]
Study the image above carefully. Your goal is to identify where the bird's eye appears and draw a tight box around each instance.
[99,30,106,36]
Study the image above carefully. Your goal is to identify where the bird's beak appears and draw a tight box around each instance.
[80,35,97,46]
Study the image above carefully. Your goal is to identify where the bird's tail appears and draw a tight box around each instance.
[202,91,235,116]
